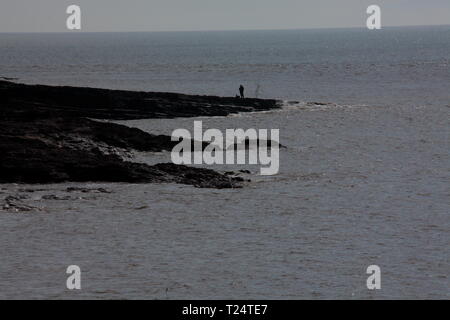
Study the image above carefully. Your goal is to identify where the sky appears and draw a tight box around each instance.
[0,0,449,32]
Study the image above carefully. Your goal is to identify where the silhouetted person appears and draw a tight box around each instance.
[239,85,245,98]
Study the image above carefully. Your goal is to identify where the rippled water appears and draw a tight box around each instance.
[1,103,448,299]
[0,27,449,299]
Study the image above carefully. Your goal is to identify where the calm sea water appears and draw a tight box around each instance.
[0,27,449,299]
[1,26,450,105]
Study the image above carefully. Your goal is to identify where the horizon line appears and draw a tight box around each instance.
[1,23,449,34]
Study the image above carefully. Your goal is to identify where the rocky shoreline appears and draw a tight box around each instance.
[0,80,281,188]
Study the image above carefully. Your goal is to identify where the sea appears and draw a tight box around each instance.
[0,26,449,299]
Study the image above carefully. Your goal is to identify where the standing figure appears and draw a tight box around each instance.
[239,85,245,99]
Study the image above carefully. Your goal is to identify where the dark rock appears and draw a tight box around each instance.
[42,195,72,200]
[0,80,281,120]
[306,101,330,106]
[18,188,47,193]
[66,187,112,193]
[227,138,286,150]
[5,195,29,201]
[152,163,243,189]
[0,81,273,188]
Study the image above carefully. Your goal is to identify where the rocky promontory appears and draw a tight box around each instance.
[0,81,281,188]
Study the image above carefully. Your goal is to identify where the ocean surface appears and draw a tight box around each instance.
[0,26,449,299]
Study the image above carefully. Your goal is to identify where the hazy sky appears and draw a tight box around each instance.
[0,0,449,32]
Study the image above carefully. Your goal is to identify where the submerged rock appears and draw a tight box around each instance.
[66,187,112,193]
[41,195,72,200]
[1,195,37,212]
